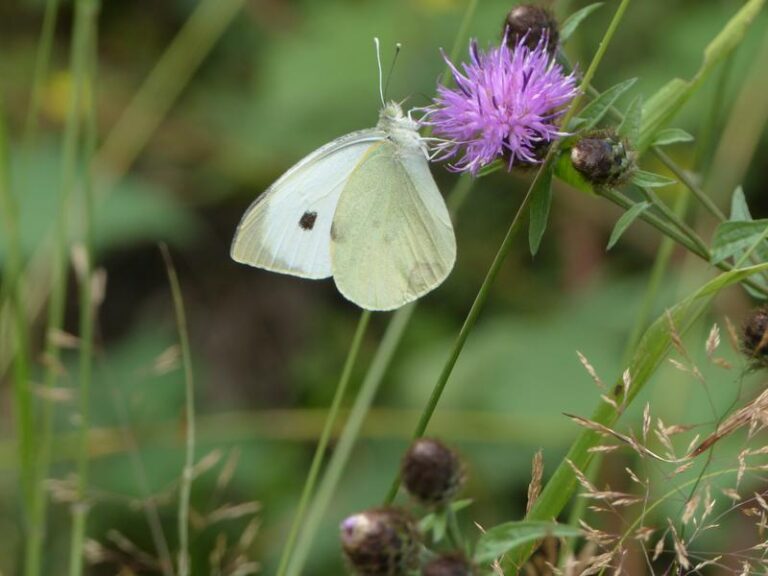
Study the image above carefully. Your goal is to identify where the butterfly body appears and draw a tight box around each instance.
[231,101,456,311]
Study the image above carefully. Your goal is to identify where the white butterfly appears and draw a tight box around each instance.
[231,44,456,311]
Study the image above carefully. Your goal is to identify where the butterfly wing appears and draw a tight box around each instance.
[330,141,456,311]
[231,129,385,279]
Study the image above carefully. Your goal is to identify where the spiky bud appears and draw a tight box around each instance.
[503,4,559,53]
[401,438,464,507]
[340,507,420,576]
[570,130,635,188]
[422,552,477,576]
[743,307,768,366]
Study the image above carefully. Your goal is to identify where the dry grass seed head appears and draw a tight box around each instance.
[527,450,544,515]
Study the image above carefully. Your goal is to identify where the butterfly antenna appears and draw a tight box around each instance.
[383,42,402,102]
[374,37,385,107]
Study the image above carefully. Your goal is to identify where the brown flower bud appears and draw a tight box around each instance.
[503,4,559,53]
[401,438,464,507]
[340,507,421,576]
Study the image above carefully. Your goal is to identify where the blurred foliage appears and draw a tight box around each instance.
[0,0,767,574]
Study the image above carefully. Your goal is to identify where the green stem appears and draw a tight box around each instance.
[638,186,709,257]
[385,0,633,505]
[22,0,62,152]
[286,304,416,576]
[275,310,372,576]
[159,246,195,576]
[652,148,726,222]
[446,506,466,554]
[0,94,35,529]
[384,165,549,504]
[67,1,98,574]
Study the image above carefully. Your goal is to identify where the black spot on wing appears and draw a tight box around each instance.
[299,211,318,230]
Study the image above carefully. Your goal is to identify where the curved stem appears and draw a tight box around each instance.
[160,246,195,576]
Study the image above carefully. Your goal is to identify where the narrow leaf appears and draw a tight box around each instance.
[711,220,768,264]
[560,3,604,43]
[607,201,650,250]
[572,78,638,131]
[474,521,581,563]
[631,170,676,189]
[730,186,752,222]
[638,0,765,150]
[618,95,643,142]
[652,128,694,147]
[529,164,554,256]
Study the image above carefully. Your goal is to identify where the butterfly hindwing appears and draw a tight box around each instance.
[230,129,384,279]
[330,140,456,311]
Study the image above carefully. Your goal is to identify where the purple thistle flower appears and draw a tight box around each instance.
[423,35,579,175]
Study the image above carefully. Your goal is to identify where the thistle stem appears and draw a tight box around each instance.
[385,0,634,505]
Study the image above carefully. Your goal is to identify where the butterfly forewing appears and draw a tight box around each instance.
[330,140,456,311]
[230,129,384,279]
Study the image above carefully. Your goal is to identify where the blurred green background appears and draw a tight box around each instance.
[1,0,767,573]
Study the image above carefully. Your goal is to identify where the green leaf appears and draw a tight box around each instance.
[607,201,650,250]
[474,521,581,563]
[651,128,694,147]
[730,186,752,222]
[419,499,472,539]
[638,0,766,150]
[553,150,594,195]
[560,3,604,43]
[618,95,643,142]
[631,170,676,189]
[506,263,768,568]
[529,164,555,256]
[711,220,768,264]
[571,78,637,132]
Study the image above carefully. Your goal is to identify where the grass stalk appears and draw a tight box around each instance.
[67,1,99,574]
[287,304,416,576]
[275,310,372,576]
[160,246,196,576]
[22,0,62,151]
[0,94,35,534]
[384,0,633,504]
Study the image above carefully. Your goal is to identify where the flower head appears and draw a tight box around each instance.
[423,35,578,174]
[401,437,464,507]
[571,130,636,187]
[340,507,420,576]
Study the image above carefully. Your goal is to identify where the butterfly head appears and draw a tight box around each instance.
[378,101,419,134]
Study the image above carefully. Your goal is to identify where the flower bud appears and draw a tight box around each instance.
[422,552,477,576]
[340,507,420,576]
[401,438,464,507]
[503,4,559,53]
[570,131,635,187]
[742,307,768,366]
